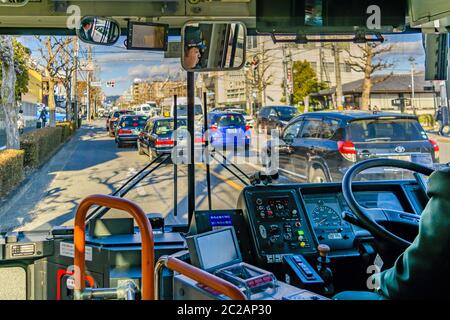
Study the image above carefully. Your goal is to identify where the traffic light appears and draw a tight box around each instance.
[106,81,116,88]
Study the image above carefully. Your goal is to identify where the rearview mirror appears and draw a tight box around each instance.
[424,33,449,81]
[0,0,29,6]
[77,16,120,46]
[181,21,247,72]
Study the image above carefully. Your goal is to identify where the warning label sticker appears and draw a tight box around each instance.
[59,242,93,261]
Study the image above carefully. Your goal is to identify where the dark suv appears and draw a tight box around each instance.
[256,106,298,134]
[268,111,439,183]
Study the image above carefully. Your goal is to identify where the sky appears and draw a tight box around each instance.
[18,33,426,98]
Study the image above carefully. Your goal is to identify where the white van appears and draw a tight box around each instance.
[134,104,153,117]
[161,96,203,118]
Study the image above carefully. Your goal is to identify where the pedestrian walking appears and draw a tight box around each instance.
[17,109,25,134]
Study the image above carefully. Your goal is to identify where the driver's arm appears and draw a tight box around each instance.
[377,168,450,299]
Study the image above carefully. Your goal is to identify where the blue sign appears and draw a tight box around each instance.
[208,214,233,227]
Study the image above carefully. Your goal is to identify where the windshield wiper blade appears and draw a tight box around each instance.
[85,153,171,222]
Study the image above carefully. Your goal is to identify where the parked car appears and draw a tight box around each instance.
[114,115,148,148]
[107,109,134,136]
[203,111,251,151]
[137,117,204,161]
[256,106,298,134]
[225,108,254,128]
[266,111,439,183]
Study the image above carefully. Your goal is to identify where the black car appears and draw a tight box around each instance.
[267,111,439,183]
[256,106,298,134]
[108,109,134,136]
[114,115,148,147]
[137,117,204,161]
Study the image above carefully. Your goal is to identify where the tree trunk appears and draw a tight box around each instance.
[360,44,373,111]
[361,77,372,111]
[333,44,343,110]
[0,36,20,150]
[48,77,56,126]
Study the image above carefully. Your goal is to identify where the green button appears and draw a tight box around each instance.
[297,230,305,236]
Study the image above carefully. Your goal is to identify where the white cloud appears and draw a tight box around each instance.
[127,63,186,81]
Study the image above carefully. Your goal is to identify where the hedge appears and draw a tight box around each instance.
[56,121,76,142]
[0,149,24,197]
[20,127,64,168]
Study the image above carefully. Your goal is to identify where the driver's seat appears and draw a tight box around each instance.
[334,167,450,300]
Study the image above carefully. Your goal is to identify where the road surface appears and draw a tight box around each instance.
[0,121,260,231]
[0,121,449,233]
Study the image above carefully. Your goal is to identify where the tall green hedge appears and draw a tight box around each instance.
[20,127,63,168]
[56,121,76,141]
[0,149,24,197]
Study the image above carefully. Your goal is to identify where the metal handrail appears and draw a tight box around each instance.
[73,194,154,300]
[155,256,246,300]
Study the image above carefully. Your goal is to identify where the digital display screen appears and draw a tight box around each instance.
[305,0,323,26]
[208,214,233,229]
[127,22,168,51]
[256,0,407,33]
[196,229,240,270]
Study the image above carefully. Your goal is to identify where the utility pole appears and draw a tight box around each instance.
[409,57,416,115]
[333,43,343,110]
[72,37,79,127]
[282,44,291,105]
[87,45,92,122]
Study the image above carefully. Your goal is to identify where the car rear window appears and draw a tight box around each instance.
[275,107,297,121]
[120,116,148,127]
[114,110,134,117]
[154,119,188,135]
[215,114,245,127]
[346,118,427,142]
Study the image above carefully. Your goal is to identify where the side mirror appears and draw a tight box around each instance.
[0,0,29,7]
[181,21,247,72]
[77,16,120,46]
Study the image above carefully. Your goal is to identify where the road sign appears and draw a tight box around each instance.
[90,81,102,87]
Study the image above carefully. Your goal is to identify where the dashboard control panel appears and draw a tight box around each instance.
[243,189,317,264]
[301,194,355,250]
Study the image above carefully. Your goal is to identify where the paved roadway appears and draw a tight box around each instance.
[0,120,260,232]
[0,121,449,232]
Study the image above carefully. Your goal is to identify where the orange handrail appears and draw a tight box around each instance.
[73,194,154,300]
[165,256,247,300]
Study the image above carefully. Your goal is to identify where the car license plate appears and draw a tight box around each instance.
[411,153,433,167]
[387,155,411,161]
[227,129,238,134]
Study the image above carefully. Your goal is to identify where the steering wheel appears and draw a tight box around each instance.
[342,158,435,249]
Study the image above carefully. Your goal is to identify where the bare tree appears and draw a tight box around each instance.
[245,39,277,114]
[0,36,19,149]
[53,37,77,120]
[34,36,68,126]
[345,43,394,110]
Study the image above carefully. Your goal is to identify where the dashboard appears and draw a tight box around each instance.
[239,180,425,265]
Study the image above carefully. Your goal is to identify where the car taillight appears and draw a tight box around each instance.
[118,129,132,135]
[132,122,139,127]
[210,125,218,132]
[429,138,439,160]
[245,125,251,132]
[156,138,174,146]
[338,140,357,162]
